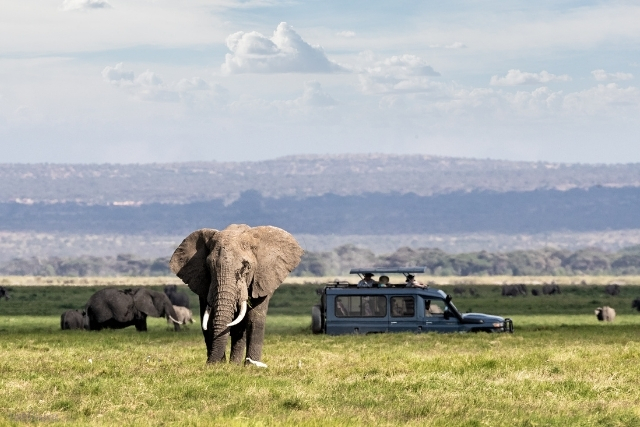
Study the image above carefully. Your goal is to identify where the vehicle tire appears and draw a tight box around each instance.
[311,304,323,334]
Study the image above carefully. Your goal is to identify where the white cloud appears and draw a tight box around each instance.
[445,42,467,49]
[563,83,640,115]
[101,63,134,84]
[221,22,346,74]
[61,0,111,11]
[101,64,227,104]
[293,81,337,107]
[336,31,356,38]
[591,69,634,81]
[490,70,571,86]
[359,54,441,94]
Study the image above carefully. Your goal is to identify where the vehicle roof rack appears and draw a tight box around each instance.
[349,267,428,275]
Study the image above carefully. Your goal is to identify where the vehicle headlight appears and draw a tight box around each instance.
[492,322,503,328]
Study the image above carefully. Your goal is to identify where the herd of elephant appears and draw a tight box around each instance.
[60,285,194,332]
[61,224,304,367]
[500,283,640,322]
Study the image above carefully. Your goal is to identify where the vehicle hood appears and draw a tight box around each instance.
[461,313,505,324]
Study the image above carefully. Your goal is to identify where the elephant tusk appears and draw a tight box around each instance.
[227,301,247,327]
[168,315,182,325]
[202,306,212,330]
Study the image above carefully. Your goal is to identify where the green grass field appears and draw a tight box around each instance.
[2,283,640,426]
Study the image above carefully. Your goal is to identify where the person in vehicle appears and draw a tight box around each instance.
[357,273,377,288]
[405,274,426,288]
[377,275,390,287]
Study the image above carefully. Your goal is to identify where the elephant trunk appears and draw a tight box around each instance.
[205,261,249,362]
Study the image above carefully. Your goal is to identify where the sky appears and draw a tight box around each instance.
[0,0,639,164]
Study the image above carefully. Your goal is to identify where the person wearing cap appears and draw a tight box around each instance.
[405,274,426,288]
[357,273,377,288]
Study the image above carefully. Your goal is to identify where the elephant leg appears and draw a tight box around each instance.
[229,321,247,364]
[199,295,224,362]
[173,322,181,332]
[245,295,270,362]
[135,317,147,332]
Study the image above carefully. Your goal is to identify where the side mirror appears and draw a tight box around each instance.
[445,294,452,303]
[444,311,450,320]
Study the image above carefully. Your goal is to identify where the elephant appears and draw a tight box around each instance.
[60,309,87,330]
[502,284,527,297]
[595,306,616,322]
[453,287,466,295]
[166,305,194,327]
[164,285,191,308]
[632,298,640,311]
[170,224,303,365]
[531,289,539,296]
[605,284,621,296]
[542,283,561,295]
[0,286,10,300]
[85,287,181,331]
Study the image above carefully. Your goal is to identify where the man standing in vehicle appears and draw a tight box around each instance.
[405,274,427,288]
[357,273,377,288]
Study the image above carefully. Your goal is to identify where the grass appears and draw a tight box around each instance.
[1,282,640,426]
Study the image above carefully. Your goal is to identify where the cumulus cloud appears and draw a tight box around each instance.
[336,31,356,38]
[591,69,633,81]
[101,63,134,84]
[490,69,571,86]
[293,81,337,107]
[101,63,227,104]
[359,54,441,94]
[61,0,111,11]
[563,83,640,114]
[221,22,345,74]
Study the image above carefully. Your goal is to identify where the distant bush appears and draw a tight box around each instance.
[5,245,640,277]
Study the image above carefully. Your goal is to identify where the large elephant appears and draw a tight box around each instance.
[170,224,303,365]
[85,288,181,331]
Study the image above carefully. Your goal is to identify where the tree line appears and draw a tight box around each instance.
[3,245,640,277]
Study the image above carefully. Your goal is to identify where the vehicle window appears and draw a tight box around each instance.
[390,296,415,317]
[424,298,446,317]
[335,296,387,317]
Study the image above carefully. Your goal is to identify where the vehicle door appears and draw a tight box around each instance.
[388,295,419,332]
[330,294,388,334]
[421,297,461,332]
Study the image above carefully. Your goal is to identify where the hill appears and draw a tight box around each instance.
[2,154,640,204]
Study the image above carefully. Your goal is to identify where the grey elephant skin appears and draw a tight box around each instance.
[164,285,190,308]
[85,288,180,331]
[0,286,10,300]
[170,224,303,365]
[60,309,87,330]
[167,305,194,327]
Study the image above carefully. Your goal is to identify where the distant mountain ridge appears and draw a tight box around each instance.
[2,154,640,204]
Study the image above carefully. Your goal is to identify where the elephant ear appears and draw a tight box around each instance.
[131,288,156,317]
[170,228,218,298]
[250,226,304,299]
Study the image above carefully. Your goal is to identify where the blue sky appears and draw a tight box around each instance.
[0,0,638,164]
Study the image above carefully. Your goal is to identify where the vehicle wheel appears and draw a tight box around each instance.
[311,304,323,334]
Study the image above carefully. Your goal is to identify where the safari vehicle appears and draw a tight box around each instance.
[311,267,513,335]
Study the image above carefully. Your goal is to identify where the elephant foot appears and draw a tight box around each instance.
[245,358,268,368]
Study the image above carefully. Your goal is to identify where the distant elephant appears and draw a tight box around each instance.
[167,305,194,327]
[595,306,616,322]
[542,284,561,295]
[0,286,10,300]
[632,298,640,311]
[60,309,86,330]
[453,287,466,295]
[531,289,539,296]
[605,284,621,296]
[85,288,181,331]
[170,224,303,365]
[502,284,527,297]
[164,285,190,308]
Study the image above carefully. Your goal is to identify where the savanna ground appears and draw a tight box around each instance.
[1,280,640,426]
